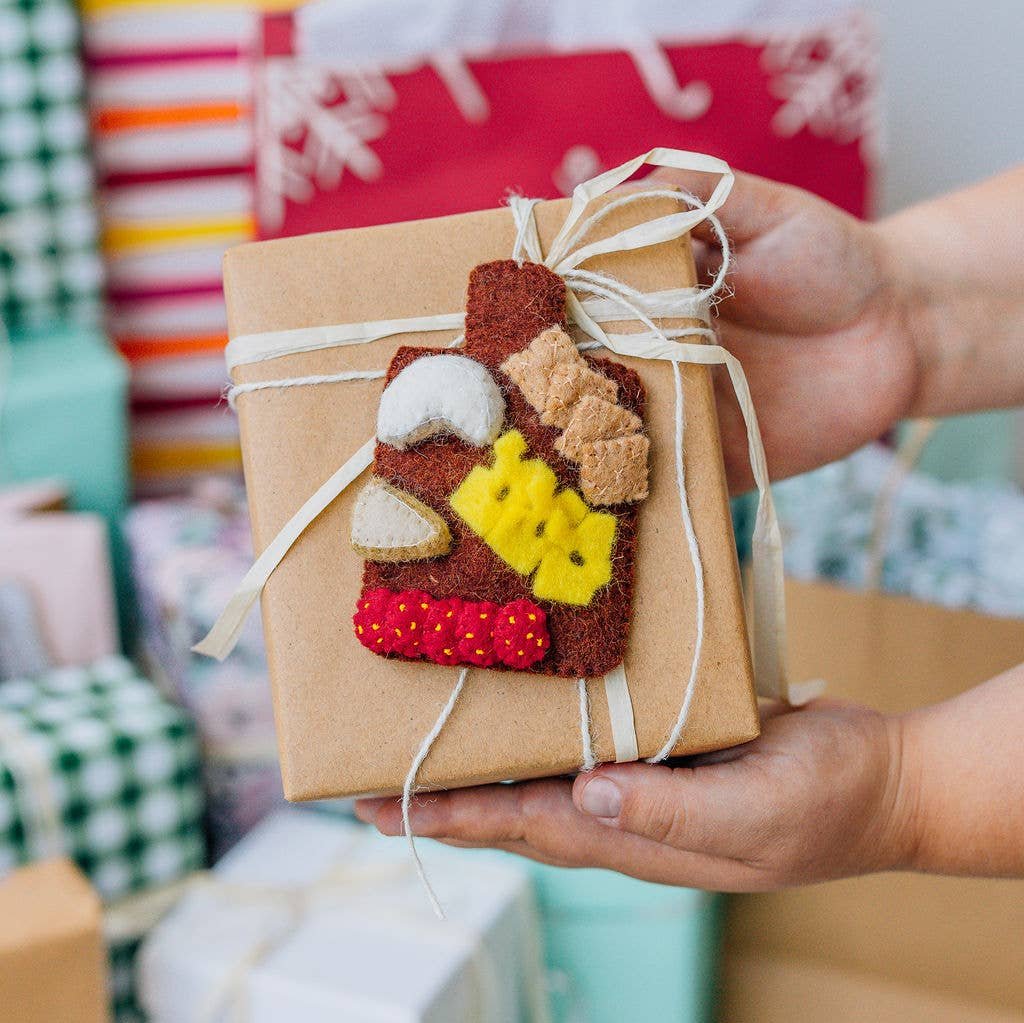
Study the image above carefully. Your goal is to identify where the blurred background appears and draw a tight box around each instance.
[1,2,1022,1022]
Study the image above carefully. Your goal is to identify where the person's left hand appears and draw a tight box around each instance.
[355,700,917,891]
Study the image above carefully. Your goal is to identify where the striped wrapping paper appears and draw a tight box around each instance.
[82,1,291,492]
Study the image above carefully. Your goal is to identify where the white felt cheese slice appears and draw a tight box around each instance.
[350,477,451,562]
[376,354,504,450]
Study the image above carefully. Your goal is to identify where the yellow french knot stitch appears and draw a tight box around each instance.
[450,430,616,606]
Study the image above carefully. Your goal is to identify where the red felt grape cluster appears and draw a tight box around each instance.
[354,589,550,670]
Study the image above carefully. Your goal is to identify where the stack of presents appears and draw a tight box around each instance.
[3,2,1022,1022]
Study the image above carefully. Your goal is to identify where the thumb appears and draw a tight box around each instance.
[647,166,804,248]
[572,760,769,859]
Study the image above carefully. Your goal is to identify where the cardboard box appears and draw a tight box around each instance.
[784,578,1024,714]
[721,578,1024,1022]
[721,951,1024,1023]
[0,859,109,1023]
[224,195,758,798]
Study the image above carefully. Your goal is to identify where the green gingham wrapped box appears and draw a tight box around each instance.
[0,656,205,1022]
[0,655,204,898]
[0,0,104,327]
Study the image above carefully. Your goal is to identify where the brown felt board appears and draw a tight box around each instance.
[225,194,758,799]
[365,259,640,678]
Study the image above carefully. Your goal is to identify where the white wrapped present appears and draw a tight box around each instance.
[137,809,549,1022]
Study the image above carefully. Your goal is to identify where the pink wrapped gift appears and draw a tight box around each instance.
[0,510,119,671]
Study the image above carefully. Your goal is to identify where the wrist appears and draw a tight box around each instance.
[869,214,942,422]
[878,711,926,871]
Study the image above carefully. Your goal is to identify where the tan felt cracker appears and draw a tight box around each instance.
[541,362,619,428]
[555,395,644,461]
[350,477,452,562]
[499,325,579,408]
[579,433,651,506]
[501,324,649,505]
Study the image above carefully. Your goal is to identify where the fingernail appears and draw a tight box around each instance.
[580,777,621,818]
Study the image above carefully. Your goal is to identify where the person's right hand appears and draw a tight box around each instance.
[650,169,920,493]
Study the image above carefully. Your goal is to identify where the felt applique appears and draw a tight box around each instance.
[355,258,646,678]
[450,430,616,606]
[376,353,505,450]
[555,395,642,461]
[578,433,651,506]
[501,325,649,505]
[350,477,451,562]
[354,588,550,669]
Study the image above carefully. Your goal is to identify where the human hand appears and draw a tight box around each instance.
[649,168,920,493]
[355,700,917,891]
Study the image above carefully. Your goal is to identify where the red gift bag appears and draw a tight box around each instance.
[255,1,879,238]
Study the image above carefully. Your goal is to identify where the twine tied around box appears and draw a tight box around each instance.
[107,837,550,1023]
[195,148,820,917]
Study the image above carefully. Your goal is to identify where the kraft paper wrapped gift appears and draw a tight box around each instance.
[137,808,548,1023]
[0,657,207,1022]
[214,152,771,800]
[0,858,110,1023]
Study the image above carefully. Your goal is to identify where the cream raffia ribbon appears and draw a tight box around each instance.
[194,147,790,707]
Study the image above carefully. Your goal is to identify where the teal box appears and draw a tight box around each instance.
[3,323,128,521]
[527,862,722,1023]
[2,324,132,638]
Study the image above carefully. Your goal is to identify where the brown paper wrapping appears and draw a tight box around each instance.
[0,858,109,1023]
[224,195,758,799]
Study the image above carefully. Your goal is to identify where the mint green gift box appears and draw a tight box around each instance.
[526,862,722,1023]
[2,323,131,637]
[3,323,128,520]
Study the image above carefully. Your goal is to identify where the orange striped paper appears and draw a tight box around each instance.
[118,334,228,362]
[94,102,249,134]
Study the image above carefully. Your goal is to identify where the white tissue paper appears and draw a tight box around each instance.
[296,0,863,63]
[137,809,549,1023]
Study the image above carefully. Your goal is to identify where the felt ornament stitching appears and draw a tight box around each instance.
[450,430,616,606]
[501,325,650,505]
[350,477,451,562]
[376,353,505,450]
[353,588,550,669]
[578,433,651,506]
[358,259,644,679]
